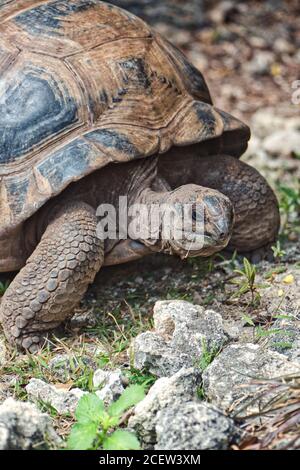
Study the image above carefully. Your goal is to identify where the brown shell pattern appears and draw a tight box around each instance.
[0,0,250,235]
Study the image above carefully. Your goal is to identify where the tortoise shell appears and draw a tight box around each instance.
[0,0,250,238]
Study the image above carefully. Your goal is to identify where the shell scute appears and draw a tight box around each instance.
[85,129,140,160]
[0,66,78,164]
[2,0,151,57]
[85,125,160,161]
[35,137,108,191]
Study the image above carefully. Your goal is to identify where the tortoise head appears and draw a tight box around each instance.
[140,184,235,258]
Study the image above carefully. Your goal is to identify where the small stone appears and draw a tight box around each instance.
[0,338,7,366]
[93,369,125,405]
[132,300,229,377]
[202,343,300,417]
[155,401,242,450]
[274,38,295,54]
[26,378,86,415]
[69,309,97,329]
[0,398,61,450]
[267,317,300,361]
[251,109,300,138]
[244,51,274,76]
[133,332,183,378]
[22,337,34,349]
[209,1,238,24]
[263,130,300,157]
[129,368,201,448]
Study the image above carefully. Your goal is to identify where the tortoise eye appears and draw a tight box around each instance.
[204,195,222,216]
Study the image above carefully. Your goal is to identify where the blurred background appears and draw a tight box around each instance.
[108,0,300,191]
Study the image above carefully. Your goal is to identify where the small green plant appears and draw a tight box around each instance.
[198,339,220,371]
[278,183,300,234]
[0,280,10,295]
[278,185,300,215]
[264,265,287,280]
[67,385,145,450]
[255,326,295,341]
[197,386,206,400]
[271,241,286,260]
[242,314,255,327]
[124,367,156,390]
[231,258,264,305]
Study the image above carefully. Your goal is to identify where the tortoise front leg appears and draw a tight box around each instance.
[0,202,103,352]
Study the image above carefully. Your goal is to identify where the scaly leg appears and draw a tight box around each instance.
[0,202,103,352]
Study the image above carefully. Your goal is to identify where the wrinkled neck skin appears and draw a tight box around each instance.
[25,155,162,256]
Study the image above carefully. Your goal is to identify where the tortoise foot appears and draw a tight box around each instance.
[0,202,104,351]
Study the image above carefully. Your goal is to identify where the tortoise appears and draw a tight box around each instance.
[0,0,279,352]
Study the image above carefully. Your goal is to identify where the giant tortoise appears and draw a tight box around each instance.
[0,0,280,351]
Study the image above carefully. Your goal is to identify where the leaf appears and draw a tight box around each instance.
[103,430,141,450]
[242,315,255,327]
[108,385,145,418]
[233,269,245,277]
[67,422,99,450]
[75,393,105,425]
[283,274,294,284]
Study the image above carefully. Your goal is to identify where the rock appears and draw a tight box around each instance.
[26,379,86,415]
[274,38,295,55]
[203,343,300,417]
[263,130,300,157]
[251,109,300,139]
[249,36,268,50]
[267,317,300,361]
[245,51,274,76]
[69,308,97,329]
[0,337,6,366]
[155,401,242,450]
[209,1,239,24]
[0,398,61,450]
[93,369,125,405]
[129,367,201,448]
[133,332,187,378]
[49,354,96,382]
[133,300,229,377]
